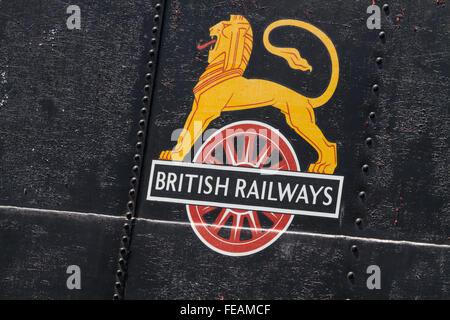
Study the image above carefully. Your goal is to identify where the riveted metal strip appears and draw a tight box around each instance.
[113,0,167,300]
[346,1,389,295]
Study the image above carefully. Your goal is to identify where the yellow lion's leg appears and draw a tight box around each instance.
[160,89,231,161]
[162,78,272,161]
[224,78,337,174]
[174,105,220,161]
[283,102,337,174]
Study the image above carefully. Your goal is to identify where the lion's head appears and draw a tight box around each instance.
[208,15,253,72]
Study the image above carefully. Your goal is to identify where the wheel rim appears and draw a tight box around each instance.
[186,121,300,256]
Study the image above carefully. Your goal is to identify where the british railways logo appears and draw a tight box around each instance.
[147,15,344,256]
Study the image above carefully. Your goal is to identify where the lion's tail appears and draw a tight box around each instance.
[263,19,339,108]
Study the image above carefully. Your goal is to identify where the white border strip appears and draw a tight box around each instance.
[143,218,450,250]
[147,160,344,219]
[0,205,124,220]
[1,205,448,249]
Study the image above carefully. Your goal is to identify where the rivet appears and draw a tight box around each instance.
[151,38,157,45]
[147,61,153,69]
[136,142,143,150]
[359,191,366,199]
[129,188,136,197]
[140,107,147,115]
[155,3,161,10]
[347,272,355,280]
[351,245,358,253]
[122,236,129,244]
[126,212,133,220]
[115,282,121,289]
[145,72,152,80]
[369,112,376,119]
[132,165,139,173]
[379,31,385,39]
[152,27,158,34]
[137,131,144,138]
[149,49,155,56]
[376,57,383,64]
[144,85,150,92]
[383,4,389,12]
[355,218,363,226]
[113,294,120,300]
[142,96,149,104]
[362,164,369,172]
[139,119,146,127]
[127,201,134,209]
[365,137,373,145]
[120,248,127,256]
[372,84,379,92]
[116,269,123,277]
[130,177,137,185]
[154,15,160,21]
[134,154,141,162]
[119,258,126,266]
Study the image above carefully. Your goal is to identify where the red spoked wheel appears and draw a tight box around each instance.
[186,121,300,256]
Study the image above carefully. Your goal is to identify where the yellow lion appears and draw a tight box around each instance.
[160,15,339,174]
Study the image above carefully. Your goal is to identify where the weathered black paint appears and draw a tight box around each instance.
[0,207,122,299]
[0,0,448,300]
[0,0,156,215]
[125,219,449,299]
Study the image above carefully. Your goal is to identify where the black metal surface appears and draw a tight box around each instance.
[125,219,449,299]
[0,207,122,299]
[127,0,449,299]
[0,0,156,215]
[136,0,449,244]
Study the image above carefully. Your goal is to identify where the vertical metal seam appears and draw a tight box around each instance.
[348,1,388,295]
[113,0,166,300]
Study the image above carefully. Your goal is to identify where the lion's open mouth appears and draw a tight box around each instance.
[197,36,217,51]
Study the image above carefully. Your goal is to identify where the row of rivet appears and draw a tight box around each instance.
[113,2,163,300]
[348,2,389,284]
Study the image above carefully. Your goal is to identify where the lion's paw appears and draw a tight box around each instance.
[159,150,173,161]
[308,161,336,175]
